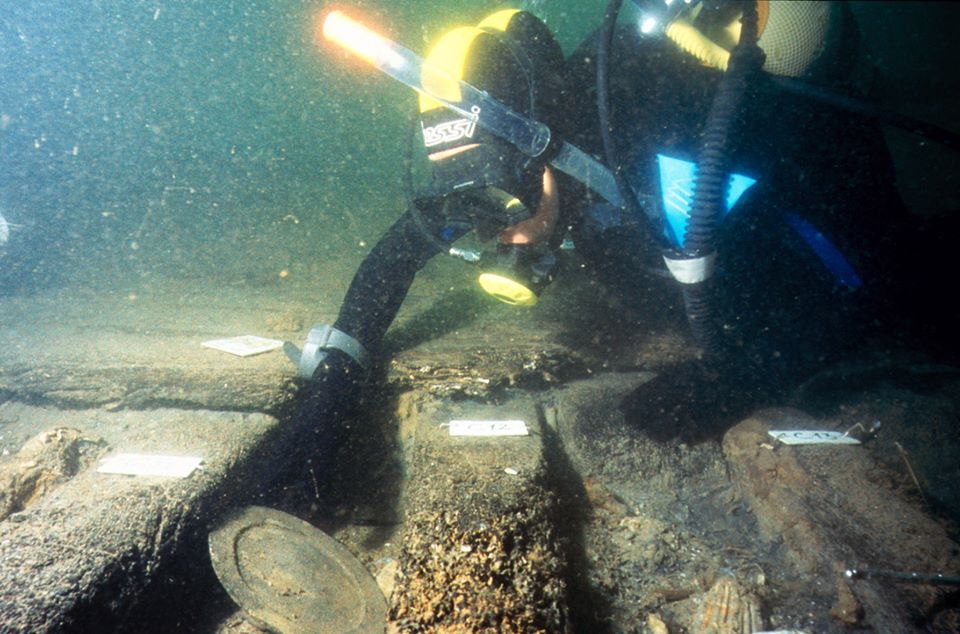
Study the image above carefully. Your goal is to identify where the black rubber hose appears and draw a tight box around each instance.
[594,1,956,363]
[681,1,764,359]
[768,75,960,152]
[596,0,762,359]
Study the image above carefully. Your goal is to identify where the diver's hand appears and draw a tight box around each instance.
[498,167,559,245]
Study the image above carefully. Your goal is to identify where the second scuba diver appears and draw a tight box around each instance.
[291,1,958,416]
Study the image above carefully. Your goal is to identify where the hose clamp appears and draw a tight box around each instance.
[663,252,716,284]
[291,325,369,379]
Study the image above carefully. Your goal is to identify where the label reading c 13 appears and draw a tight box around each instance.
[768,430,861,446]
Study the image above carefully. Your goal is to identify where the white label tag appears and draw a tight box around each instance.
[98,453,203,478]
[448,419,529,437]
[202,335,284,357]
[768,430,861,446]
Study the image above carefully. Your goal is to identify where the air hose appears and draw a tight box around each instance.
[768,75,960,152]
[679,1,764,359]
[597,0,765,360]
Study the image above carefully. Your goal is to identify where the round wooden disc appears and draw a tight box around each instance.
[209,506,386,634]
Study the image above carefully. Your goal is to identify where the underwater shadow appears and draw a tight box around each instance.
[297,382,405,548]
[538,407,616,633]
[619,360,773,444]
[260,373,405,549]
[382,288,494,355]
[545,263,691,369]
[135,380,405,634]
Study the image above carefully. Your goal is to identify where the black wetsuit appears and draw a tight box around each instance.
[328,26,930,376]
[557,28,919,377]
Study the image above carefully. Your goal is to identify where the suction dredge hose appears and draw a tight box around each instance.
[681,1,764,360]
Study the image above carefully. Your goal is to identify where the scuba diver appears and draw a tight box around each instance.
[288,9,569,408]
[291,1,958,412]
[563,0,916,383]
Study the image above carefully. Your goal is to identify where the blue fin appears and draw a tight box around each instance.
[657,154,757,249]
[785,213,863,289]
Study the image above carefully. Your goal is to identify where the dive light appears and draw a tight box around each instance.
[319,10,624,209]
[478,244,557,307]
[321,10,549,157]
[448,244,557,307]
[633,0,703,35]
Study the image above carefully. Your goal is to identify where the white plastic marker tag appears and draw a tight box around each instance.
[202,335,284,357]
[98,453,203,478]
[768,430,861,446]
[448,419,529,437]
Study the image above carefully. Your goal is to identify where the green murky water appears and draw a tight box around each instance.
[3,1,955,294]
